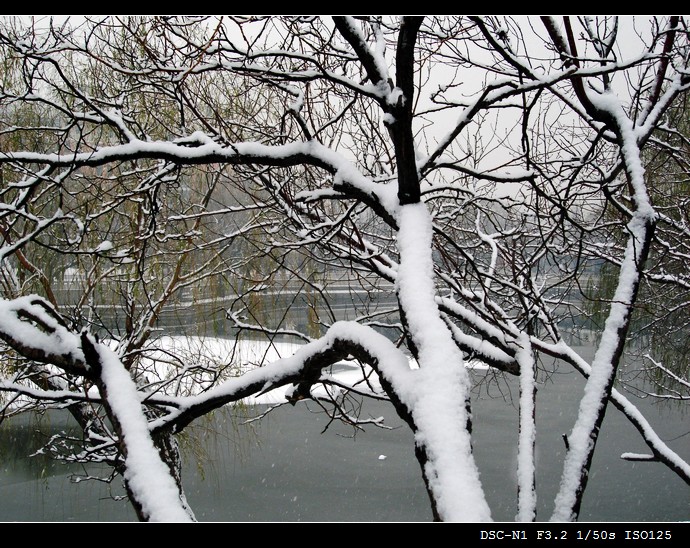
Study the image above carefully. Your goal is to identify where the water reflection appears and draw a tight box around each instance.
[0,412,83,480]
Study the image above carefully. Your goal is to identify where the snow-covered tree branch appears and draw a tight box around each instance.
[0,16,688,522]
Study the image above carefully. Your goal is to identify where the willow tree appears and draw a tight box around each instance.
[586,92,690,405]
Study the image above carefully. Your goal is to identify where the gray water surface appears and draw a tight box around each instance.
[1,359,688,522]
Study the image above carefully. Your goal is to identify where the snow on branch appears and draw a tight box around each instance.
[0,295,193,521]
[0,295,88,375]
[80,332,194,522]
[515,333,537,522]
[0,136,401,225]
[542,340,690,487]
[620,452,657,462]
[148,321,413,434]
[333,17,392,96]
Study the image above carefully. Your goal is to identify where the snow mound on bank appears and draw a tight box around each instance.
[143,335,387,404]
